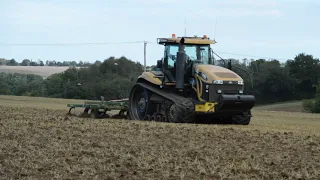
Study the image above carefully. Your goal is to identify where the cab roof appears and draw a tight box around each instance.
[157,35,217,45]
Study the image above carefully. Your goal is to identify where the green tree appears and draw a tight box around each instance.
[21,59,31,66]
[314,83,320,113]
[30,61,38,66]
[43,74,64,97]
[303,82,320,113]
[286,53,320,99]
[7,59,18,66]
[0,58,8,65]
[0,73,44,96]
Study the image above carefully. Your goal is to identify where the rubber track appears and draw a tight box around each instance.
[136,82,195,123]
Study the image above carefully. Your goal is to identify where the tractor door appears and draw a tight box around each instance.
[162,44,179,82]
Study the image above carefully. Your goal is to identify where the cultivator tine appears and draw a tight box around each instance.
[68,107,75,114]
[110,109,128,119]
[66,107,79,118]
[79,108,91,118]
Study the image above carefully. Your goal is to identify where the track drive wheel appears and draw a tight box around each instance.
[222,110,251,125]
[231,110,252,125]
[128,84,151,120]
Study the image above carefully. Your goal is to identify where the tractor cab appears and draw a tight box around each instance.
[156,34,217,83]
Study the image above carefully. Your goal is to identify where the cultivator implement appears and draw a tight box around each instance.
[67,97,128,119]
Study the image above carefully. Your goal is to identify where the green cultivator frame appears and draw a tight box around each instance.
[67,97,128,119]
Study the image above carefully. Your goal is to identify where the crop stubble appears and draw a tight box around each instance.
[0,97,320,179]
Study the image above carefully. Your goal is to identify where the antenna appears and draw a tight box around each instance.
[184,19,187,36]
[214,19,218,40]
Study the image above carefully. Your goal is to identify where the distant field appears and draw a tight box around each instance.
[255,101,304,112]
[0,65,71,78]
[0,95,319,179]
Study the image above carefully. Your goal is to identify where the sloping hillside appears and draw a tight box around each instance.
[0,66,70,78]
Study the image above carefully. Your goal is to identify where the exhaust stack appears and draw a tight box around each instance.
[175,38,186,90]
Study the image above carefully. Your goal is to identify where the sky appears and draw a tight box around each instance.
[1,0,319,66]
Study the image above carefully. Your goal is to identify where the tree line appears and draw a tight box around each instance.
[0,56,144,100]
[0,58,155,69]
[0,53,319,113]
[0,58,92,67]
[223,53,320,113]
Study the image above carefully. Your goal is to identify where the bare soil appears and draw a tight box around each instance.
[0,96,319,179]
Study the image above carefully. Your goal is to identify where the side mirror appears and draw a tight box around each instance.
[228,60,232,70]
[209,48,214,65]
[156,60,162,68]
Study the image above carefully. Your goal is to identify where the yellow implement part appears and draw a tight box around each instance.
[195,102,216,113]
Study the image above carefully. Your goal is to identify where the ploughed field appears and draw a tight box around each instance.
[0,95,319,179]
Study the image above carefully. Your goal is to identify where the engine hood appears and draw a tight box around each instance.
[194,64,243,83]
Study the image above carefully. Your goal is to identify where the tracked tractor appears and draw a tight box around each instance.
[128,34,256,124]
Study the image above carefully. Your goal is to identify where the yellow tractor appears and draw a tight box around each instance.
[128,34,255,124]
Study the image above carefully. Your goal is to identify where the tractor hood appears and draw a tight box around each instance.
[194,64,243,83]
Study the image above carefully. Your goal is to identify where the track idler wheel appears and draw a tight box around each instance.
[156,115,162,122]
[166,99,195,123]
[145,115,151,121]
[167,103,178,123]
[128,84,151,120]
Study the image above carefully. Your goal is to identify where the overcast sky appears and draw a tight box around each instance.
[1,0,319,65]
